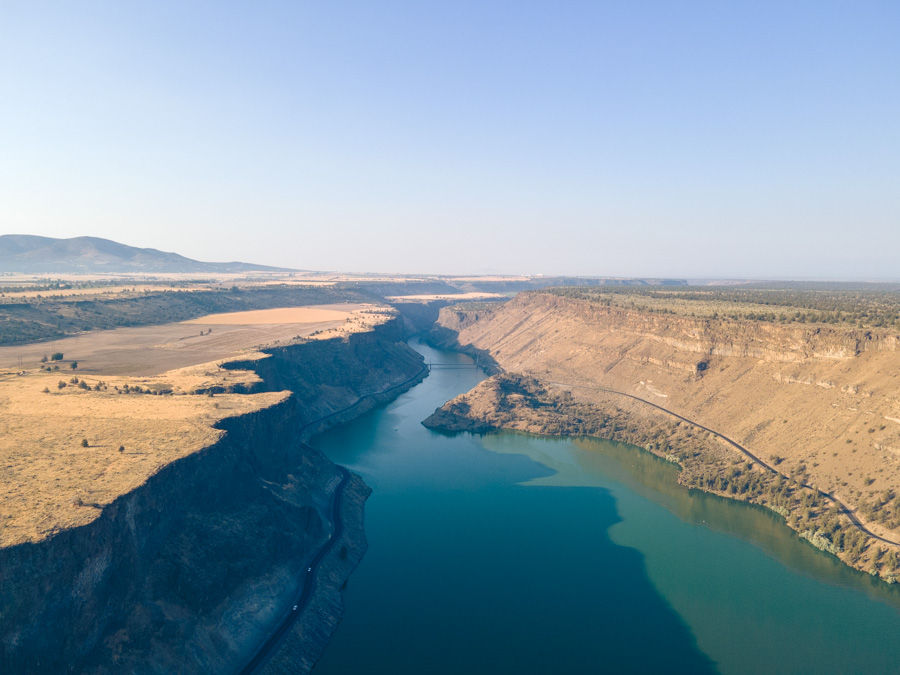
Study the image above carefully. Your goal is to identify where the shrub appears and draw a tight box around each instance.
[50,352,64,361]
[81,438,88,447]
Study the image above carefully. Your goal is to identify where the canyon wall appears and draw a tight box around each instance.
[434,293,900,542]
[0,319,424,673]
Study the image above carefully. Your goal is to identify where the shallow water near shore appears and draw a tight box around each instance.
[312,340,900,674]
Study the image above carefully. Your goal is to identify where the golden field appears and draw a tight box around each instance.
[0,304,393,547]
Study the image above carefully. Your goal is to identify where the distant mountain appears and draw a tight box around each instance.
[0,235,295,274]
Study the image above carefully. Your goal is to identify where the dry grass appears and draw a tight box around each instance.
[183,305,358,325]
[0,303,394,547]
[387,292,505,302]
[0,284,192,300]
[0,272,288,284]
[0,303,392,376]
[0,356,287,547]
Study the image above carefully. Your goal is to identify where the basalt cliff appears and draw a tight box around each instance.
[0,319,424,673]
[429,292,900,577]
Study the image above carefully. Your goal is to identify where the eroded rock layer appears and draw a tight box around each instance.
[432,292,900,571]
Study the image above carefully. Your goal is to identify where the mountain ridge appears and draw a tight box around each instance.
[0,235,295,273]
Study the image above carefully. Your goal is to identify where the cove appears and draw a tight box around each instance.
[312,340,900,674]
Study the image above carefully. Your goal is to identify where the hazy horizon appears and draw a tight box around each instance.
[2,2,898,278]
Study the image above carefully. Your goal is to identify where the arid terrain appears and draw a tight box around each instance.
[0,303,393,547]
[0,303,391,375]
[385,292,505,301]
[0,355,284,547]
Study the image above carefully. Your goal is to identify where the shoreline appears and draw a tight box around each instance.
[424,373,900,582]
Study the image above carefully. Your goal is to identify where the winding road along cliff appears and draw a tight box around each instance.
[432,291,900,575]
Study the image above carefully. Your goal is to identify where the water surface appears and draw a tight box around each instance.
[313,340,900,674]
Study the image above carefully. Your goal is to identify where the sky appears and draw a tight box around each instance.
[1,2,898,278]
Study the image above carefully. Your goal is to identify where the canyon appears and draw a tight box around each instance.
[0,317,424,673]
[429,290,900,577]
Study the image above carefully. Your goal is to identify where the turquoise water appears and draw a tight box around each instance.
[312,340,900,674]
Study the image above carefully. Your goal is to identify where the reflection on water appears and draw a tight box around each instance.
[313,339,900,675]
[481,432,900,675]
[313,341,715,674]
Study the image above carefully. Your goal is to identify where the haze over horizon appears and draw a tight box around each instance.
[2,2,898,278]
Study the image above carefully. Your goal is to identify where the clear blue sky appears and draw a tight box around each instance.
[1,2,898,278]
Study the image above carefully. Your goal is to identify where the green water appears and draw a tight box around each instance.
[312,340,900,674]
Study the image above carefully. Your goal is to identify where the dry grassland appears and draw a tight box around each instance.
[0,357,287,547]
[183,305,359,325]
[0,303,392,376]
[0,303,393,547]
[0,272,288,283]
[387,292,505,302]
[0,285,191,300]
[251,279,337,287]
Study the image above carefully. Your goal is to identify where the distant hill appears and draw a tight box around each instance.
[0,235,295,274]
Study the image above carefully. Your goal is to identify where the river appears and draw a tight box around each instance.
[311,339,900,674]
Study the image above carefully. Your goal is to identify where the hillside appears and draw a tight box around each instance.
[431,288,900,578]
[0,235,294,273]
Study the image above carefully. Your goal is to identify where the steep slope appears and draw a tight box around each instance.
[432,291,900,575]
[0,319,424,673]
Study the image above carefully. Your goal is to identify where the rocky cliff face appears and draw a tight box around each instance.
[437,293,900,366]
[434,292,900,544]
[0,319,424,673]
[238,319,426,436]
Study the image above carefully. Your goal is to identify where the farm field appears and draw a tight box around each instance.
[0,303,390,376]
[0,303,392,546]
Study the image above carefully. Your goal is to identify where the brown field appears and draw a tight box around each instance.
[0,284,192,299]
[445,275,531,282]
[0,356,288,547]
[251,279,336,287]
[0,303,391,376]
[0,272,288,284]
[387,292,505,302]
[183,305,357,325]
[0,303,392,546]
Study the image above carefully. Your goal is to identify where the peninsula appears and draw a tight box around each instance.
[426,284,900,579]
